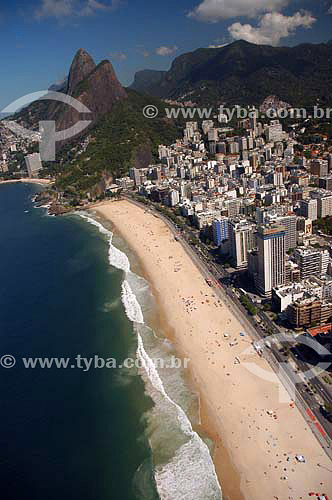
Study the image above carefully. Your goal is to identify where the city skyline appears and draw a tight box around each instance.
[1,6,332,497]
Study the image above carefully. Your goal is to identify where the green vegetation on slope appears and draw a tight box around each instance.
[131,40,332,107]
[54,90,183,198]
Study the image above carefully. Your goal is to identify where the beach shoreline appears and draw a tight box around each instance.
[131,242,245,500]
[0,178,52,186]
[93,199,332,500]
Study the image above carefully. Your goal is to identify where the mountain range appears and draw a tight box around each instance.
[8,40,332,200]
[130,39,332,107]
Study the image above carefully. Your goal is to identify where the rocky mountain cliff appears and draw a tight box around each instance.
[15,48,127,136]
[55,56,128,142]
[67,48,96,96]
[130,39,332,107]
[10,48,182,199]
[70,59,128,114]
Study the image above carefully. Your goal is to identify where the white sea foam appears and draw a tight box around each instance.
[79,211,222,500]
[155,437,221,500]
[136,333,192,433]
[32,202,51,216]
[78,213,130,272]
[137,333,222,500]
[121,280,144,324]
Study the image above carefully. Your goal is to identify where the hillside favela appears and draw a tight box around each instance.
[1,2,332,500]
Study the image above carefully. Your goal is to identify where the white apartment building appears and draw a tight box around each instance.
[256,224,286,297]
[293,247,321,280]
[266,121,283,142]
[320,249,330,276]
[229,219,256,269]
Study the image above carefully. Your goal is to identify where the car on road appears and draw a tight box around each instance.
[319,405,332,423]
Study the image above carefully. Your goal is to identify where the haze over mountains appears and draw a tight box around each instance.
[130,39,332,107]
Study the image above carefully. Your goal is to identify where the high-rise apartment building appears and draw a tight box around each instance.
[310,191,332,218]
[266,120,283,142]
[185,122,198,139]
[202,120,214,135]
[293,247,321,280]
[168,190,180,207]
[320,250,330,277]
[158,145,169,159]
[319,176,332,191]
[256,224,286,297]
[226,199,241,218]
[318,195,332,218]
[129,167,142,187]
[277,215,297,251]
[216,142,227,154]
[237,137,248,151]
[299,199,317,221]
[212,217,229,247]
[228,142,239,154]
[310,159,328,177]
[212,217,229,246]
[229,219,256,269]
[262,213,297,252]
[208,128,219,142]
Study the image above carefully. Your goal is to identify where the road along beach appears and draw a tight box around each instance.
[94,199,332,500]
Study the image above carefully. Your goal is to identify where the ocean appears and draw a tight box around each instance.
[0,183,221,500]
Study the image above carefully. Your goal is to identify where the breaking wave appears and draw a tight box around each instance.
[78,212,222,500]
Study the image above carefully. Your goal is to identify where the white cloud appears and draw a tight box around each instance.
[228,11,316,46]
[155,45,178,56]
[208,43,229,48]
[188,0,289,22]
[79,0,120,16]
[35,0,121,19]
[109,51,127,61]
[328,5,332,14]
[35,0,73,19]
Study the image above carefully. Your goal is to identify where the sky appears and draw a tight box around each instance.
[0,0,331,110]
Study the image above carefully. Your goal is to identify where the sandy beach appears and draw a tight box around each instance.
[95,199,332,500]
[0,178,52,186]
[0,178,54,186]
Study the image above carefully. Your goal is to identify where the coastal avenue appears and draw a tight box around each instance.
[125,195,332,461]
